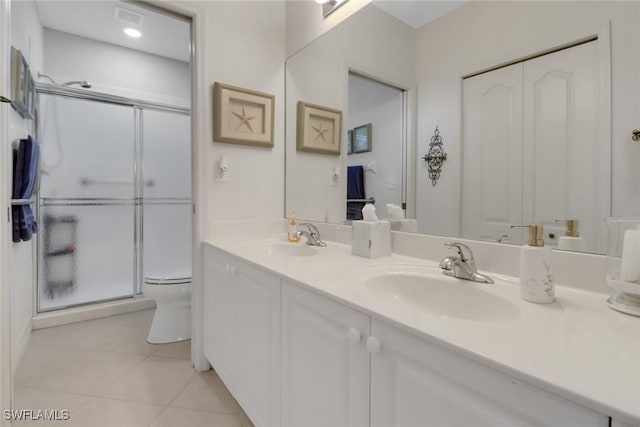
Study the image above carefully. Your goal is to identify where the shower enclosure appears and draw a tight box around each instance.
[36,85,191,312]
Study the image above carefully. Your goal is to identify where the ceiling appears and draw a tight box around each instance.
[35,1,466,63]
[372,0,468,29]
[35,1,190,62]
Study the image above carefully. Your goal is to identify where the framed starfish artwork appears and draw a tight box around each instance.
[296,101,342,155]
[213,82,275,147]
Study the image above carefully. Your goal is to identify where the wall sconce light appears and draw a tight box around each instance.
[316,0,349,18]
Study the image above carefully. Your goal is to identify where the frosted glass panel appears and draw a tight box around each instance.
[142,110,191,199]
[39,94,135,199]
[143,204,191,278]
[39,204,135,310]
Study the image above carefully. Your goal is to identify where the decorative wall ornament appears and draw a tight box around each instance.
[423,126,447,186]
[296,101,342,155]
[213,82,275,148]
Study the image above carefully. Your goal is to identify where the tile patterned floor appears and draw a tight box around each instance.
[13,309,253,427]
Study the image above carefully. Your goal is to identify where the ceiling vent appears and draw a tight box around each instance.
[114,6,145,26]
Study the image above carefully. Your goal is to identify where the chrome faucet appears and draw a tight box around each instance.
[439,242,494,284]
[293,223,327,247]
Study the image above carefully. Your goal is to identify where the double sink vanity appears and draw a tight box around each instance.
[202,221,640,427]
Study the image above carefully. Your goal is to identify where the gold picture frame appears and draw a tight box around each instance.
[213,82,275,148]
[296,101,342,155]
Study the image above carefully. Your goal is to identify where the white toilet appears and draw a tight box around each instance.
[143,273,192,344]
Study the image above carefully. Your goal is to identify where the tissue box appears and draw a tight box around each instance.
[352,220,391,258]
[387,219,418,233]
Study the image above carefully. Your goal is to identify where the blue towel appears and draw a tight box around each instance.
[12,136,39,242]
[347,166,365,220]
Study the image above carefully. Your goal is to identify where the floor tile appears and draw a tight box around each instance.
[98,356,195,405]
[32,349,147,396]
[152,339,191,359]
[150,407,244,427]
[170,369,242,415]
[99,325,158,356]
[14,310,250,426]
[65,397,162,427]
[12,386,90,426]
[14,344,82,387]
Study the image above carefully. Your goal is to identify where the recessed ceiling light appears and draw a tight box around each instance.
[124,28,142,38]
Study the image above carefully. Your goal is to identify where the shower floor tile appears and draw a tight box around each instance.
[13,309,253,427]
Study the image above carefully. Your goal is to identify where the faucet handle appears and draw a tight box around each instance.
[444,242,473,262]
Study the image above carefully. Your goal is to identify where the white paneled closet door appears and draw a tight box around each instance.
[462,62,524,245]
[462,40,605,250]
[522,40,603,252]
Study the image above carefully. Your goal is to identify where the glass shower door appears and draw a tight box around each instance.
[38,94,136,311]
[141,109,191,287]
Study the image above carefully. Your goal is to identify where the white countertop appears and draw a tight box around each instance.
[204,235,640,424]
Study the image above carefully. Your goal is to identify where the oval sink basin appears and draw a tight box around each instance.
[266,243,318,257]
[243,241,318,257]
[358,266,519,321]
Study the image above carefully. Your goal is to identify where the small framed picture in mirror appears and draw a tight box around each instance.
[297,101,342,155]
[347,130,353,154]
[353,123,372,153]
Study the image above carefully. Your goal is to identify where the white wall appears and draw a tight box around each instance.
[285,0,370,58]
[42,28,190,107]
[415,1,640,236]
[286,4,414,223]
[201,1,285,223]
[9,0,43,372]
[347,73,403,216]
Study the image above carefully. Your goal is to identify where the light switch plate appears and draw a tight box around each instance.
[216,170,228,183]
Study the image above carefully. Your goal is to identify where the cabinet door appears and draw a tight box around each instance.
[203,246,235,388]
[281,282,370,427]
[370,319,608,427]
[234,262,280,426]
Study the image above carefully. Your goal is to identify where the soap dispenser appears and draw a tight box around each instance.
[287,210,300,243]
[555,219,585,252]
[511,224,554,303]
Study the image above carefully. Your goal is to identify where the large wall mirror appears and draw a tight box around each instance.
[285,1,640,255]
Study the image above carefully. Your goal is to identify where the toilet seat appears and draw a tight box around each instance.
[144,273,191,285]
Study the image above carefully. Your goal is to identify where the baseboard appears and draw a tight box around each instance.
[32,297,156,330]
[11,321,31,376]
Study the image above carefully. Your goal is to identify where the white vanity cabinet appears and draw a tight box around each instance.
[203,243,617,427]
[281,281,370,427]
[203,245,280,426]
[369,319,608,427]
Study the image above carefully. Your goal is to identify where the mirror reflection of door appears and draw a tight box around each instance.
[462,40,607,252]
[347,73,405,221]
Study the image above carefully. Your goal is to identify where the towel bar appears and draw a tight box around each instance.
[79,177,155,186]
[11,198,36,205]
[347,197,375,204]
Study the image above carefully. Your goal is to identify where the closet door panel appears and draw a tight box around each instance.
[523,40,604,251]
[462,63,524,244]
